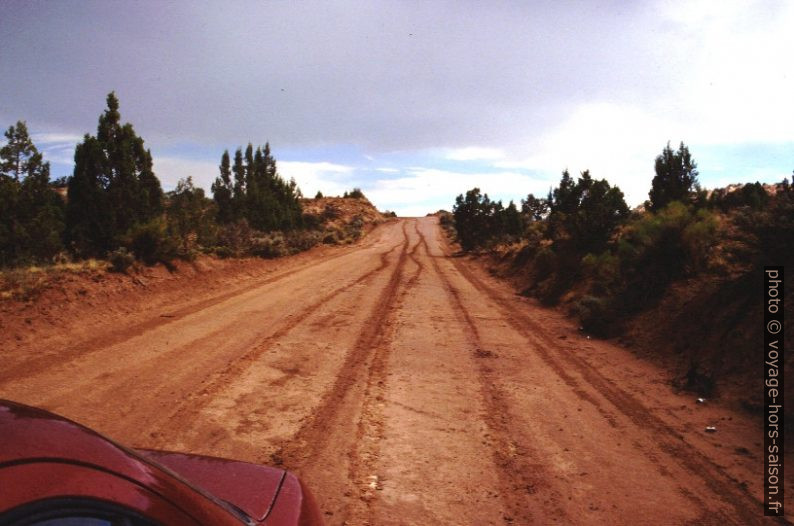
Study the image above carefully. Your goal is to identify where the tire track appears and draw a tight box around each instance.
[0,228,390,387]
[275,221,412,520]
[418,225,555,525]
[146,239,405,449]
[349,220,426,523]
[404,219,425,286]
[440,235,767,525]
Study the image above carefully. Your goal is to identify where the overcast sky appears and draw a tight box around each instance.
[1,0,792,215]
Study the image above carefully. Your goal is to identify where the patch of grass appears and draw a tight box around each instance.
[0,259,109,301]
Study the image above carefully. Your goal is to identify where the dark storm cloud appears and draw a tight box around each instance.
[0,1,673,150]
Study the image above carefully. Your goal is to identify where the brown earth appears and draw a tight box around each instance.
[0,217,790,525]
[301,196,386,227]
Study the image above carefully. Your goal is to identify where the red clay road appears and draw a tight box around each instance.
[0,218,784,525]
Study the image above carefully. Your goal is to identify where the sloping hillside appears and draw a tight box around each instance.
[300,196,389,244]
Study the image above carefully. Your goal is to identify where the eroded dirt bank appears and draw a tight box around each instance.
[0,218,789,525]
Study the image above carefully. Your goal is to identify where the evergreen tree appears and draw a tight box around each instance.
[648,141,698,211]
[550,170,580,215]
[232,147,246,213]
[211,142,303,233]
[66,92,164,255]
[0,121,65,265]
[18,157,66,261]
[66,135,113,253]
[248,145,267,228]
[1,121,38,182]
[167,176,213,253]
[211,150,234,223]
[521,193,549,221]
[548,170,628,253]
[502,200,523,238]
[452,188,492,251]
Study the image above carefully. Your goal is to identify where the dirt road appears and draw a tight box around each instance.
[0,218,785,525]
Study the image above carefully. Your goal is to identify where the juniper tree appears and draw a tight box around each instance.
[0,121,65,265]
[1,121,38,182]
[211,150,234,223]
[66,92,164,255]
[521,193,549,221]
[648,142,698,211]
[548,170,628,254]
[212,141,303,232]
[232,147,246,212]
[167,176,213,252]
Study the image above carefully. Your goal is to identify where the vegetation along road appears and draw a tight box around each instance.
[0,218,775,525]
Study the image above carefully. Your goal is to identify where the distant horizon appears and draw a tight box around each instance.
[3,1,792,216]
[32,130,794,216]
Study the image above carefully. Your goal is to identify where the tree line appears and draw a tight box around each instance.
[452,142,701,253]
[451,142,793,332]
[0,93,308,268]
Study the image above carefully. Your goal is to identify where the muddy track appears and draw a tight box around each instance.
[442,239,767,525]
[0,227,387,386]
[348,221,426,524]
[146,239,407,448]
[278,221,411,472]
[419,226,556,525]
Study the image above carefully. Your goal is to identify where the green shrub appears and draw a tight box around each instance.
[286,230,322,253]
[216,219,254,257]
[341,215,365,242]
[322,230,340,245]
[573,295,617,337]
[251,232,286,259]
[734,183,793,267]
[608,201,719,310]
[323,204,341,221]
[581,252,620,296]
[532,247,557,283]
[535,274,568,305]
[709,182,769,212]
[124,218,178,266]
[108,247,134,273]
[301,212,323,230]
[682,209,718,272]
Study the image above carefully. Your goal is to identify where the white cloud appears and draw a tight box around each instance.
[30,132,83,167]
[642,0,794,146]
[366,167,551,216]
[493,102,678,206]
[375,167,399,173]
[278,161,354,197]
[153,157,218,192]
[33,133,83,144]
[444,147,505,162]
[152,157,358,199]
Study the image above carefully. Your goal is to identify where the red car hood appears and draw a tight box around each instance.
[1,401,322,525]
[136,449,284,522]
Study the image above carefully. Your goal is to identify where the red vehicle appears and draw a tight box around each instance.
[0,400,324,525]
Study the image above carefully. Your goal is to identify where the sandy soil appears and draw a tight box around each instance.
[0,218,789,525]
